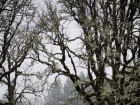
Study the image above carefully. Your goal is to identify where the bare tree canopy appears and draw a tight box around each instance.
[0,0,45,105]
[0,0,140,105]
[35,0,140,105]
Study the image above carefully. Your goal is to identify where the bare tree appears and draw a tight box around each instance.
[34,0,140,105]
[0,0,34,81]
[0,0,46,105]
